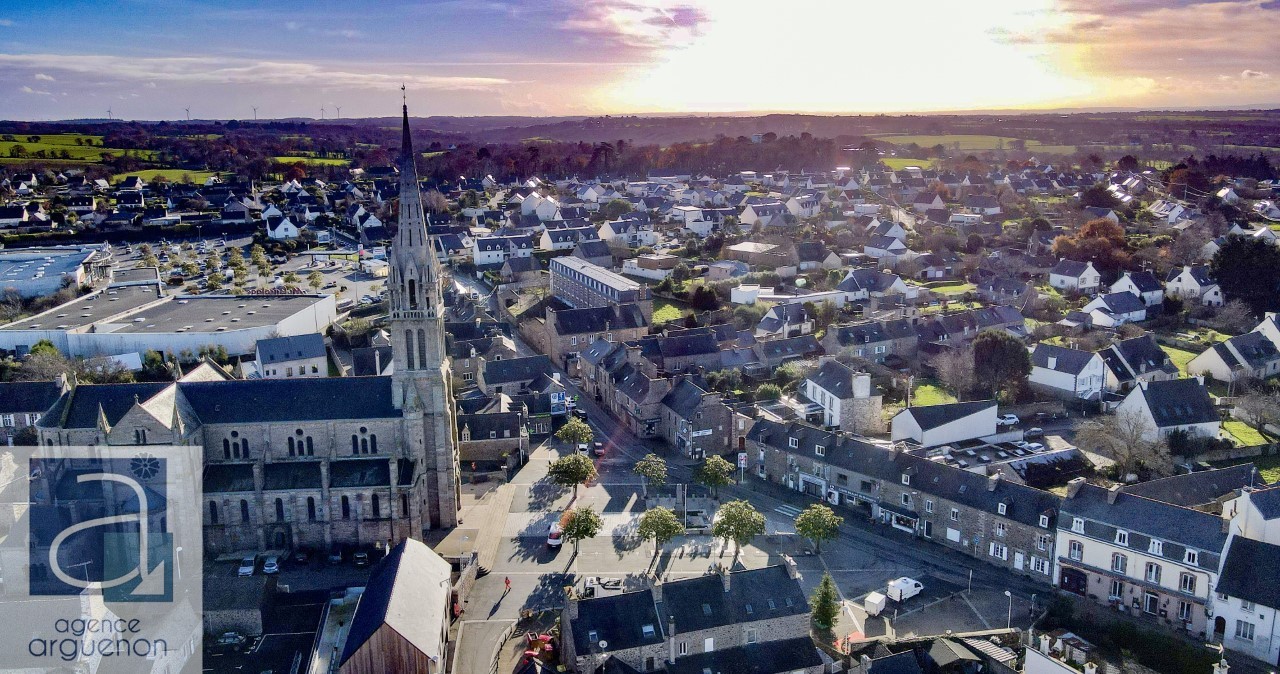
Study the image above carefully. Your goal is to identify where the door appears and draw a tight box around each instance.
[923,520,933,538]
[1144,592,1159,615]
[1060,568,1087,596]
[1014,552,1025,571]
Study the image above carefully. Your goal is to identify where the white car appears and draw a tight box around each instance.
[262,556,280,575]
[547,523,564,548]
[237,556,256,577]
[997,414,1020,426]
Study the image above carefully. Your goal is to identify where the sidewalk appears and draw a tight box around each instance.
[457,481,516,575]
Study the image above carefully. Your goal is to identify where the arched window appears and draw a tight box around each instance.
[209,501,219,525]
[275,498,285,522]
[305,437,314,455]
[400,493,409,517]
[418,329,427,368]
[408,279,418,309]
[287,437,295,456]
[341,495,350,519]
[361,438,369,454]
[241,438,250,457]
[369,434,378,453]
[351,435,359,455]
[240,499,250,523]
[306,497,316,521]
[372,494,381,519]
[223,439,230,459]
[405,330,415,370]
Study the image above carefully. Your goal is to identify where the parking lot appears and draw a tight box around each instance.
[839,572,1038,643]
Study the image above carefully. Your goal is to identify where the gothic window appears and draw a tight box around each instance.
[405,330,416,370]
[240,499,250,523]
[417,329,427,368]
[408,279,418,309]
[307,497,316,521]
[287,437,295,456]
[275,498,285,522]
[209,502,219,525]
[351,435,359,455]
[370,434,377,453]
[223,439,230,459]
[305,437,314,455]
[372,494,381,519]
[341,495,350,519]
[400,493,409,516]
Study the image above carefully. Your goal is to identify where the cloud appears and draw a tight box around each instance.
[0,19,13,27]
[1242,69,1270,78]
[33,73,54,81]
[19,85,51,96]
[284,21,299,31]
[560,0,709,53]
[0,53,511,91]
[318,28,363,39]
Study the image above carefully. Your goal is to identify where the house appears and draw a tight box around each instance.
[977,277,1033,304]
[740,201,788,227]
[621,254,680,281]
[338,539,452,674]
[1054,479,1225,638]
[478,355,555,396]
[1048,260,1101,294]
[837,269,917,301]
[822,319,918,363]
[1251,312,1280,353]
[755,303,814,339]
[1165,265,1223,306]
[561,565,814,674]
[1082,292,1147,327]
[723,240,798,269]
[795,241,840,271]
[544,304,649,370]
[1186,331,1280,382]
[1212,486,1280,659]
[1028,344,1108,401]
[890,400,999,448]
[1082,206,1120,224]
[265,214,300,240]
[500,256,541,283]
[539,225,599,252]
[0,379,65,444]
[963,194,1002,216]
[864,235,908,262]
[912,192,945,213]
[457,399,529,470]
[473,234,534,266]
[255,333,327,379]
[1099,335,1180,391]
[799,358,883,434]
[572,239,614,269]
[659,378,733,459]
[1109,271,1164,308]
[754,334,822,370]
[706,260,749,282]
[1113,378,1220,441]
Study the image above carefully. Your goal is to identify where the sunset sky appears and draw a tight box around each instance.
[2,0,1279,120]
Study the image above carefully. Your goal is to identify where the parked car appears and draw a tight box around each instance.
[1024,427,1044,439]
[262,556,280,575]
[237,556,256,577]
[353,551,370,567]
[576,442,590,455]
[547,523,564,549]
[997,414,1020,426]
[886,577,923,602]
[591,442,605,457]
[214,631,247,652]
[327,547,343,565]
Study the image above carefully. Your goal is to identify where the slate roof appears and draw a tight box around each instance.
[1217,537,1280,608]
[484,355,554,385]
[351,346,394,376]
[1166,265,1214,286]
[0,380,62,414]
[1093,291,1146,315]
[1122,464,1261,507]
[662,565,808,633]
[898,400,996,431]
[666,637,822,674]
[1134,378,1218,428]
[808,359,860,397]
[660,379,712,420]
[1050,259,1091,278]
[656,332,719,359]
[830,320,916,347]
[181,377,402,423]
[1215,331,1280,369]
[1100,335,1177,381]
[1118,271,1162,293]
[257,333,326,364]
[46,382,172,429]
[574,239,612,259]
[340,539,452,666]
[1250,485,1280,519]
[1030,343,1096,375]
[1063,482,1228,559]
[571,587,663,655]
[755,335,822,361]
[551,305,647,335]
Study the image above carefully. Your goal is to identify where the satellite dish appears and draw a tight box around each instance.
[599,640,608,650]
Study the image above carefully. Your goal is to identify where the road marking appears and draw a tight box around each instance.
[775,505,802,518]
[960,592,993,630]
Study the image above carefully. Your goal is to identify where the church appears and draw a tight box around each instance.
[34,100,461,555]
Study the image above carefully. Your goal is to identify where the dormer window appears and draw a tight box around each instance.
[1071,517,1084,533]
[788,437,798,448]
[642,624,655,638]
[815,445,825,457]
[1185,550,1199,566]
[1115,530,1129,546]
[1149,539,1164,556]
[997,503,1007,516]
[901,474,911,486]
[1039,514,1050,528]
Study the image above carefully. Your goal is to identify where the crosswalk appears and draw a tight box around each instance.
[775,504,802,519]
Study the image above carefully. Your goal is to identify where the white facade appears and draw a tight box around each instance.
[1113,381,1220,441]
[1049,262,1101,293]
[890,403,998,447]
[1028,352,1107,399]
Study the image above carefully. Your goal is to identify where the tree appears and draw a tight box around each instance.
[1214,299,1256,334]
[555,417,594,446]
[811,572,840,631]
[754,383,781,401]
[1079,183,1121,209]
[695,454,735,496]
[973,330,1031,400]
[602,199,633,220]
[562,506,603,555]
[1075,410,1172,477]
[424,190,449,214]
[1117,155,1140,172]
[633,453,668,497]
[672,263,691,283]
[205,274,223,292]
[637,506,684,564]
[1211,235,1280,315]
[307,270,324,290]
[711,499,765,558]
[1052,218,1131,278]
[930,346,976,401]
[794,504,843,553]
[29,339,59,358]
[547,453,597,498]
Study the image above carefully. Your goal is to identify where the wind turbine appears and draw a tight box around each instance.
[184,106,191,121]
[335,106,341,119]
[252,106,258,121]
[106,108,112,121]
[320,107,325,120]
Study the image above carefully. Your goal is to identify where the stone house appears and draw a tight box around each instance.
[822,319,918,363]
[478,355,554,396]
[456,404,529,471]
[658,378,733,459]
[799,358,883,434]
[0,379,65,444]
[543,303,649,371]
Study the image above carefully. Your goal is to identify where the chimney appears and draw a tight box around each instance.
[566,592,579,620]
[720,565,731,593]
[1066,476,1086,499]
[1107,483,1122,504]
[1084,663,1098,674]
[374,349,382,375]
[1039,634,1051,655]
[783,554,801,580]
[667,615,677,664]
[1139,379,1149,391]
[987,472,1001,492]
[1195,375,1205,385]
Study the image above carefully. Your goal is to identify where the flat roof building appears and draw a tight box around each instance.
[0,246,110,298]
[549,256,649,311]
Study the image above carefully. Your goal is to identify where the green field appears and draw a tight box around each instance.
[928,282,975,296]
[273,155,350,166]
[912,382,957,406]
[111,169,218,184]
[1223,420,1268,447]
[1218,454,1280,482]
[1159,345,1198,376]
[2,133,154,162]
[652,299,685,324]
[873,134,1039,151]
[881,157,933,170]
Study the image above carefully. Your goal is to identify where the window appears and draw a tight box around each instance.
[209,502,219,525]
[463,372,474,381]
[1,414,13,427]
[901,474,911,485]
[372,494,381,519]
[341,496,351,519]
[1145,562,1161,584]
[745,628,758,644]
[307,497,316,521]
[950,508,959,522]
[703,638,713,653]
[1115,530,1129,546]
[997,503,1007,516]
[990,542,1008,560]
[996,522,1006,537]
[1068,540,1083,561]
[1032,556,1050,574]
[1037,534,1050,551]
[642,624,656,639]
[401,493,409,516]
[286,366,293,377]
[925,500,934,514]
[788,437,798,448]
[1111,553,1127,574]
[815,445,825,457]
[900,493,911,507]
[1110,579,1125,599]
[1236,620,1256,641]
[1178,601,1192,622]
[134,428,147,445]
[1071,517,1084,533]
[1039,514,1050,528]
[275,498,285,522]
[1242,600,1256,612]
[1149,539,1164,556]
[287,437,296,456]
[678,642,687,656]
[1184,550,1199,566]
[240,499,250,523]
[351,435,359,455]
[1180,573,1197,594]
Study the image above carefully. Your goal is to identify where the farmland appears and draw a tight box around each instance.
[111,169,219,184]
[2,133,155,162]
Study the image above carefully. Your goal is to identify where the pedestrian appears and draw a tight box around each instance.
[504,576,511,593]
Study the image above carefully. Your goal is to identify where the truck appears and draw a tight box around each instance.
[886,577,923,602]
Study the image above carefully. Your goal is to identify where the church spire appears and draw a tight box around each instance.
[400,84,413,162]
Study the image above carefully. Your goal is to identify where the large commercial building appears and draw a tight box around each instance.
[549,256,650,310]
[0,245,112,298]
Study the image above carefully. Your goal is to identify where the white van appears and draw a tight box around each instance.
[886,577,923,602]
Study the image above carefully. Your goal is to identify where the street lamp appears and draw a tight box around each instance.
[1004,590,1013,629]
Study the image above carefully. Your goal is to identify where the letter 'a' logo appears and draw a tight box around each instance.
[30,455,172,603]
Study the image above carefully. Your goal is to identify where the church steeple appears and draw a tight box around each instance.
[400,85,414,162]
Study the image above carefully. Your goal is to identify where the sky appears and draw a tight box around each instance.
[1,0,1279,121]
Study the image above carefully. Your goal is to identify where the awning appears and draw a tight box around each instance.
[877,501,919,520]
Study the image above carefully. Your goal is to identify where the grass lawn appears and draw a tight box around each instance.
[1159,345,1198,376]
[929,282,975,296]
[881,157,933,170]
[1216,454,1280,482]
[651,299,685,324]
[921,300,983,315]
[912,382,957,406]
[3,134,154,162]
[1223,420,1268,447]
[273,155,350,166]
[112,169,218,184]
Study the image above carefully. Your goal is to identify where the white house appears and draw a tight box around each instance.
[863,235,908,261]
[740,202,788,227]
[473,234,533,266]
[785,193,822,219]
[1049,260,1101,294]
[265,215,300,240]
[1028,344,1108,401]
[255,333,327,379]
[1109,271,1164,307]
[800,358,881,434]
[1113,378,1220,441]
[1165,265,1223,306]
[1083,292,1148,327]
[890,400,998,448]
[1214,486,1280,662]
[1187,331,1280,382]
[598,219,657,248]
[911,192,945,213]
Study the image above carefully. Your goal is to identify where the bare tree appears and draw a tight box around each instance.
[1213,299,1256,334]
[1075,410,1172,478]
[1169,225,1211,267]
[930,346,976,401]
[1234,383,1280,429]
